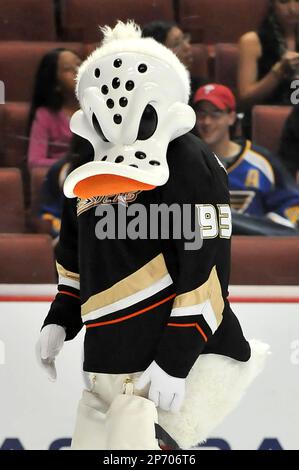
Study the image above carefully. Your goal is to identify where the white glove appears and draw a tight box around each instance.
[136,361,185,413]
[36,324,66,381]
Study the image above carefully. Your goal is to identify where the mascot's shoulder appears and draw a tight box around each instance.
[168,132,226,183]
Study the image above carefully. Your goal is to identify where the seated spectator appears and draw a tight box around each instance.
[238,0,299,137]
[193,83,299,235]
[279,103,299,183]
[27,48,82,168]
[40,135,93,241]
[142,20,206,101]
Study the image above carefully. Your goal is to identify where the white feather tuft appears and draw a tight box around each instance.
[75,20,191,104]
[100,20,141,44]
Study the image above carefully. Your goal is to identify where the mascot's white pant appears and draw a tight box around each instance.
[71,339,269,450]
[71,371,161,450]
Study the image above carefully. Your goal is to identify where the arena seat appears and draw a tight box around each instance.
[60,0,175,42]
[190,44,209,81]
[0,168,25,233]
[0,234,55,283]
[0,0,56,41]
[0,102,29,168]
[231,236,299,285]
[0,41,84,102]
[178,0,268,44]
[84,43,99,57]
[252,106,292,155]
[214,43,239,95]
[29,168,48,217]
[28,167,52,234]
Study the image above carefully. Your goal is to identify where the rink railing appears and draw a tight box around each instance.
[0,285,298,303]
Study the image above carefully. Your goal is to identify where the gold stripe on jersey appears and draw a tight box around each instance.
[229,190,255,213]
[226,140,250,174]
[81,253,169,316]
[226,140,274,185]
[56,262,80,281]
[285,205,299,224]
[246,149,274,184]
[173,266,224,325]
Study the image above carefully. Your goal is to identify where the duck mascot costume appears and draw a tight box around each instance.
[37,21,269,450]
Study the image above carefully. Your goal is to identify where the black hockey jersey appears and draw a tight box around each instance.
[43,133,250,378]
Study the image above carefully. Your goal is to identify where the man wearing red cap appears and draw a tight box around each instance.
[194,84,299,233]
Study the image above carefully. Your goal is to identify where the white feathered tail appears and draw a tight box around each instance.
[158,339,270,449]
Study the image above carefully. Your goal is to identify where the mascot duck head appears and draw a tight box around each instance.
[64,21,195,199]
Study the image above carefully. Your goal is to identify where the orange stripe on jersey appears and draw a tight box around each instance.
[59,290,80,300]
[167,322,208,342]
[86,293,176,329]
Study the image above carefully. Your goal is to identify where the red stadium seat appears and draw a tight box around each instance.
[0,234,56,283]
[0,168,25,233]
[0,41,84,102]
[0,102,29,168]
[0,0,56,41]
[178,0,268,44]
[28,167,52,234]
[231,236,299,285]
[30,167,49,218]
[252,106,292,155]
[190,44,209,81]
[84,43,100,57]
[214,43,239,95]
[61,0,175,42]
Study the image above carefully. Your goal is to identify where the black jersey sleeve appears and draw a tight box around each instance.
[42,196,83,340]
[154,135,232,377]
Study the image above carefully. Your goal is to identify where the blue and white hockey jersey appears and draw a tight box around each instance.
[226,140,299,227]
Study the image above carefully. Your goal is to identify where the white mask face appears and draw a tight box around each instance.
[64,29,195,199]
